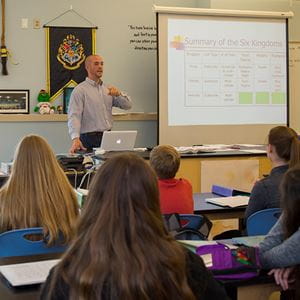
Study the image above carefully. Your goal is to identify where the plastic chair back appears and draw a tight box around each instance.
[0,227,67,257]
[246,208,281,236]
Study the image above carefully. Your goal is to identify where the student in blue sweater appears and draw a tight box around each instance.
[259,165,300,297]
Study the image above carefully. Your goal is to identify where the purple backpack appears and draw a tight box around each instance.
[196,243,261,280]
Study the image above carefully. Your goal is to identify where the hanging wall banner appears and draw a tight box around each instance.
[46,27,96,100]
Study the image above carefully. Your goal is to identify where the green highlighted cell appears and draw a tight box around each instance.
[239,92,253,104]
[256,92,269,104]
[272,92,286,104]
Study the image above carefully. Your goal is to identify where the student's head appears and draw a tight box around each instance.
[49,153,196,300]
[85,54,104,81]
[280,164,300,238]
[0,134,79,244]
[150,145,180,179]
[82,153,162,234]
[268,126,300,167]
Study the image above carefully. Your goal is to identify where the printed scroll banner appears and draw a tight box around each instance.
[46,27,96,100]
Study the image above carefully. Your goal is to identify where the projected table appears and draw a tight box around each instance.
[184,50,286,106]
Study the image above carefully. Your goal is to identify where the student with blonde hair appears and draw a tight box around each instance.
[0,134,79,245]
[150,145,194,214]
[41,153,228,300]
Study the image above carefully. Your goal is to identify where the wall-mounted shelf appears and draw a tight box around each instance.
[0,113,157,122]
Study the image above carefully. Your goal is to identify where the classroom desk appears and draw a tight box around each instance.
[0,147,271,192]
[194,192,246,220]
[0,253,62,300]
[180,239,280,300]
[0,174,7,188]
[96,149,271,193]
[0,248,280,300]
[223,271,280,300]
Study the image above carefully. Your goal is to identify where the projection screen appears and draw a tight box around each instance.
[155,6,293,146]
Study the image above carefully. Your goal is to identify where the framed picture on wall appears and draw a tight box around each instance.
[63,87,74,114]
[0,90,30,114]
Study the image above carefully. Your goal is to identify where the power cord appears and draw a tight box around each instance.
[66,168,78,188]
[78,165,96,189]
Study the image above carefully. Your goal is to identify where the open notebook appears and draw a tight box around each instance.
[0,259,60,286]
[205,196,249,208]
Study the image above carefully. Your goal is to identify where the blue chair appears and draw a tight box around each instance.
[0,227,67,257]
[246,208,281,236]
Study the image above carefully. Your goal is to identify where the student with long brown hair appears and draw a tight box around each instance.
[41,153,228,300]
[0,134,79,245]
[259,165,300,298]
[245,126,300,220]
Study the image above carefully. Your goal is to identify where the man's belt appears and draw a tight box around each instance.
[81,131,103,137]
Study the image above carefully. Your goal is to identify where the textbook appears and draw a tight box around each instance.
[0,259,60,286]
[212,184,250,197]
[205,196,249,208]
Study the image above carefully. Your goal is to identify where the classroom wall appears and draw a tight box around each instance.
[0,0,202,162]
[0,0,299,162]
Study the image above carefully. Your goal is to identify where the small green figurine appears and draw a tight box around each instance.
[34,89,55,114]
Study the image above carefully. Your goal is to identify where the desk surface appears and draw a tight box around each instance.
[95,149,266,160]
[0,246,277,300]
[194,193,247,214]
[0,253,61,300]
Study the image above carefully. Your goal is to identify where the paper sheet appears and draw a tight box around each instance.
[232,235,265,247]
[205,196,249,208]
[0,259,60,286]
[239,149,267,154]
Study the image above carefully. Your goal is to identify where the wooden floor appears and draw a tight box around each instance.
[208,219,238,239]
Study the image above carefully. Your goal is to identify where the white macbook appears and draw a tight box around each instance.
[100,131,137,151]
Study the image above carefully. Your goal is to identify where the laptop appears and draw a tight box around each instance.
[100,131,137,151]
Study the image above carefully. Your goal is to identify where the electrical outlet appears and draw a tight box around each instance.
[33,18,41,29]
[21,18,28,29]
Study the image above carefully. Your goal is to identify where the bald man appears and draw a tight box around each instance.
[68,55,132,153]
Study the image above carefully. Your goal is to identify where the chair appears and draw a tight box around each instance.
[246,208,281,236]
[0,227,67,257]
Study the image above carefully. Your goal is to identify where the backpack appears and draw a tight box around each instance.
[163,213,212,240]
[196,243,261,280]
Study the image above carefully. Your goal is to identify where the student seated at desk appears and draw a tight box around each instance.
[259,165,300,298]
[0,135,79,245]
[41,153,228,300]
[150,145,193,214]
[245,126,300,221]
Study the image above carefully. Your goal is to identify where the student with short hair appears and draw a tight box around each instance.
[259,165,300,297]
[41,153,228,300]
[245,126,300,220]
[150,145,194,214]
[0,134,79,245]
